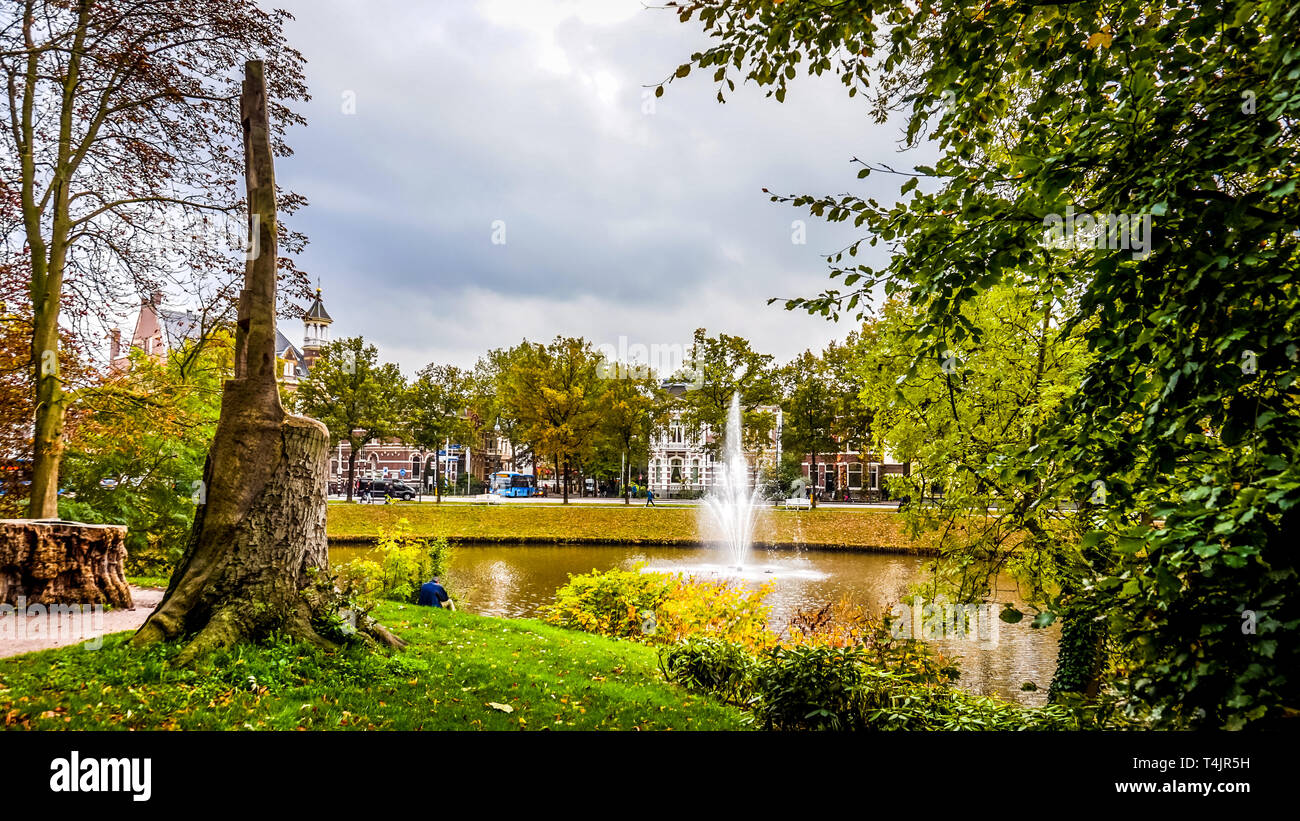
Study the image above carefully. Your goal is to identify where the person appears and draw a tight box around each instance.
[417,577,452,609]
[645,487,655,507]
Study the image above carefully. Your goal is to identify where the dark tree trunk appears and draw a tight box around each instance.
[0,520,131,607]
[346,447,357,502]
[435,451,442,503]
[132,62,398,662]
[810,450,819,510]
[561,457,569,504]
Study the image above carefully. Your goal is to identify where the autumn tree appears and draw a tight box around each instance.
[293,336,405,502]
[0,0,309,518]
[59,332,232,575]
[501,337,603,504]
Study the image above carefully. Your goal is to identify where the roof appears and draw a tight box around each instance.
[158,308,202,349]
[305,289,332,322]
[276,329,308,377]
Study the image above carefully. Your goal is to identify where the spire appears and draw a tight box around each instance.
[305,287,332,323]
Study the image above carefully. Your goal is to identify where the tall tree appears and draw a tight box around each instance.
[670,0,1300,727]
[674,328,776,455]
[293,336,405,502]
[778,350,839,509]
[0,0,310,518]
[405,363,471,503]
[598,366,667,504]
[131,64,386,661]
[501,337,603,504]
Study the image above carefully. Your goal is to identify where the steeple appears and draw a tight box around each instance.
[302,286,332,369]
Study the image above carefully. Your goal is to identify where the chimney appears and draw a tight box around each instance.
[110,329,121,361]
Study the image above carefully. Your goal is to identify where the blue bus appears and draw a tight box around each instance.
[491,471,537,497]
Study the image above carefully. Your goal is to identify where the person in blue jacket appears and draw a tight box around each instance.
[645,488,655,507]
[417,577,451,609]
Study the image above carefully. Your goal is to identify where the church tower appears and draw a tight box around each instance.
[302,287,332,370]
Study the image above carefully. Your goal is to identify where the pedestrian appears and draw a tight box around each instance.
[417,576,453,610]
[645,488,655,507]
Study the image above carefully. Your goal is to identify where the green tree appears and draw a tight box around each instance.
[598,367,669,504]
[675,329,776,455]
[405,364,472,502]
[59,334,232,576]
[293,337,405,502]
[778,350,840,509]
[670,0,1300,727]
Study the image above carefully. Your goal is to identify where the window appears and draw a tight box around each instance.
[869,464,880,490]
[848,463,863,489]
[411,456,421,478]
[690,459,700,484]
[670,457,683,484]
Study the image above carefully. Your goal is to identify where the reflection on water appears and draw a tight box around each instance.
[330,541,1058,705]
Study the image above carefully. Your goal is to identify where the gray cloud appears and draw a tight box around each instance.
[266,0,929,373]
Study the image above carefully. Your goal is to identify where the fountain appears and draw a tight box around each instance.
[640,392,826,584]
[702,393,763,568]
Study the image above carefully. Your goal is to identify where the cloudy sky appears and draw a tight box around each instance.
[261,0,924,374]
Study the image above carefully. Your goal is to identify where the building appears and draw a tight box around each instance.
[800,449,909,502]
[645,384,782,497]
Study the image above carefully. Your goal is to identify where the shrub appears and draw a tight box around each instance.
[749,644,882,730]
[659,637,757,707]
[785,598,959,685]
[662,639,1084,731]
[335,518,453,604]
[542,567,774,650]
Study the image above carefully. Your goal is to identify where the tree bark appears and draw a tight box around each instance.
[346,447,357,502]
[810,449,819,510]
[0,520,131,608]
[132,62,399,661]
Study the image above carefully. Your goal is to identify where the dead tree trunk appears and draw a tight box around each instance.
[133,62,398,662]
[0,520,131,608]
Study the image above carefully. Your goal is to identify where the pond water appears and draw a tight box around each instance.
[329,541,1059,706]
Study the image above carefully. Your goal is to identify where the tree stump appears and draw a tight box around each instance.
[0,520,132,608]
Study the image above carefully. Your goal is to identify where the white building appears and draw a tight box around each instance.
[646,387,782,496]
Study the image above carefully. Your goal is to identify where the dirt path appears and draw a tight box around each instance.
[0,586,164,658]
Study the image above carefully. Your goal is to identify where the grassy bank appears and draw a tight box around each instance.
[326,502,930,552]
[0,601,746,731]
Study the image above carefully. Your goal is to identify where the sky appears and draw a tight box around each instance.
[245,0,926,375]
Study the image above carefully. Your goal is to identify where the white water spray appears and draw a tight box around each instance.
[702,393,763,567]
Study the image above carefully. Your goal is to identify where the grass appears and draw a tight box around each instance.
[0,601,747,731]
[126,575,169,589]
[326,502,931,552]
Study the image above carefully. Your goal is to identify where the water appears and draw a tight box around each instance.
[331,541,1059,705]
[700,393,763,567]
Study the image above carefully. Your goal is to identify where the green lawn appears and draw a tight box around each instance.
[327,502,930,552]
[0,602,747,731]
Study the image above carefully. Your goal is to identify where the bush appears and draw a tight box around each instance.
[661,639,1082,731]
[335,518,453,604]
[543,567,774,650]
[659,638,757,706]
[785,598,959,685]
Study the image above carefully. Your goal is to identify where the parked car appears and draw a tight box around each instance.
[357,479,417,501]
